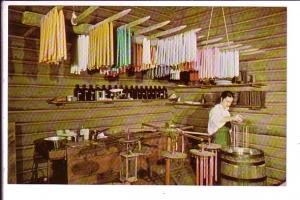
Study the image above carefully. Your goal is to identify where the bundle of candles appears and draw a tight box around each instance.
[190,148,215,186]
[88,22,114,70]
[232,123,250,148]
[39,7,67,64]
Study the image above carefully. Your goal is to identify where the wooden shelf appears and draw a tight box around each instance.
[166,102,211,107]
[166,83,266,89]
[47,99,169,106]
[166,102,266,110]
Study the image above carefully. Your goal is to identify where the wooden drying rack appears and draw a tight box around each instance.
[21,6,202,40]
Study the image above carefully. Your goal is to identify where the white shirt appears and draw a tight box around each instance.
[208,104,231,135]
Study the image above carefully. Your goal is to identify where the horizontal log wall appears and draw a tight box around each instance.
[8,6,286,185]
[171,7,286,186]
[7,33,175,183]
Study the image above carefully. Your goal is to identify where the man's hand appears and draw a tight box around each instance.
[231,115,243,123]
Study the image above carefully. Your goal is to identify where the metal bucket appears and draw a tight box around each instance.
[44,136,67,150]
[221,146,266,186]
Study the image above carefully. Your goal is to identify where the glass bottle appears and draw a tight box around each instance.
[144,86,149,99]
[82,84,88,101]
[95,85,101,100]
[123,85,128,99]
[74,84,81,101]
[88,85,95,101]
[107,85,112,99]
[153,86,158,99]
[163,86,168,99]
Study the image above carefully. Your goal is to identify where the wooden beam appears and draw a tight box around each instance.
[134,20,170,35]
[236,45,252,50]
[76,6,99,24]
[21,11,43,27]
[149,25,187,39]
[120,16,150,29]
[21,6,64,27]
[241,50,265,56]
[240,48,260,53]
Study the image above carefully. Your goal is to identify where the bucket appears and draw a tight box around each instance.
[220,146,266,186]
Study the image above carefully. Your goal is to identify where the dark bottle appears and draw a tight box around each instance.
[144,86,149,99]
[149,86,154,99]
[135,86,141,99]
[153,86,158,99]
[140,86,146,99]
[107,85,112,99]
[128,86,133,99]
[88,85,95,101]
[74,84,81,101]
[123,85,128,99]
[82,84,88,101]
[158,86,163,99]
[130,86,135,99]
[114,85,118,89]
[101,85,107,99]
[163,86,168,99]
[95,85,101,100]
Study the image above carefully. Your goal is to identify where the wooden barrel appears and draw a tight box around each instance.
[220,147,266,186]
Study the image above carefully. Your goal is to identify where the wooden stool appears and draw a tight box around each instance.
[161,151,187,185]
[199,143,222,183]
[190,149,215,185]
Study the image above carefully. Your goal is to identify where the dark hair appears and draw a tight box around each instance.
[220,91,234,101]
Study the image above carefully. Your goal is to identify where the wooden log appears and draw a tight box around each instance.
[21,6,64,27]
[8,122,17,183]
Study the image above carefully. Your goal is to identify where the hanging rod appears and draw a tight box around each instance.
[75,6,99,25]
[220,44,243,50]
[21,6,64,27]
[200,37,223,45]
[149,25,187,39]
[134,20,170,35]
[119,16,150,29]
[198,35,205,40]
[200,41,234,49]
[73,9,132,34]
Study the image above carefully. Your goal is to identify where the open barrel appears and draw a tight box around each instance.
[221,146,266,186]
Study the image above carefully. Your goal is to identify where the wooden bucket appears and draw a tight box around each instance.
[221,147,266,186]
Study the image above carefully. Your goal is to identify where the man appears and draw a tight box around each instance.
[208,91,243,147]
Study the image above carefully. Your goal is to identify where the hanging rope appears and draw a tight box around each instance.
[222,7,230,47]
[205,7,214,49]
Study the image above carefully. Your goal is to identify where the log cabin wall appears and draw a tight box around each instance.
[170,7,286,185]
[7,6,286,185]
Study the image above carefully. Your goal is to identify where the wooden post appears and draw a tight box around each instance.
[165,158,170,185]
